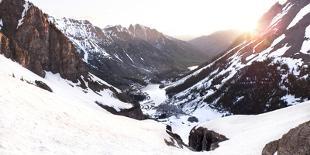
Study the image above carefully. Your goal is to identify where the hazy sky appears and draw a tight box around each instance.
[29,0,283,38]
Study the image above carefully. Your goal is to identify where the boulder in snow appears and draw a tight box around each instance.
[262,121,310,155]
[189,127,228,151]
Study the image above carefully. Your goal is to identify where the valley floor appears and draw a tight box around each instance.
[0,55,309,155]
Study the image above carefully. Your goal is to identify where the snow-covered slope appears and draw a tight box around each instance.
[164,0,310,118]
[197,100,310,155]
[0,52,309,155]
[0,55,131,112]
[0,55,187,154]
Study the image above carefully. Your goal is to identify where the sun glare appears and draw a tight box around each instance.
[278,0,288,5]
[237,21,258,33]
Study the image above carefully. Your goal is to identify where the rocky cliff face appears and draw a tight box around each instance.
[262,121,310,155]
[49,18,209,89]
[0,0,144,120]
[164,0,310,116]
[0,0,87,81]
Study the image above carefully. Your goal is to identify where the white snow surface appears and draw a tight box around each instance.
[142,84,167,107]
[287,3,310,29]
[140,84,168,116]
[281,94,302,105]
[199,101,310,155]
[0,55,193,154]
[0,19,3,30]
[0,55,130,112]
[188,66,198,71]
[0,75,187,154]
[17,1,31,29]
[0,55,309,154]
[301,25,310,55]
[168,106,223,145]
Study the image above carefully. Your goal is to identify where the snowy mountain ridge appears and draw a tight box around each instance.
[164,0,310,117]
[49,17,209,89]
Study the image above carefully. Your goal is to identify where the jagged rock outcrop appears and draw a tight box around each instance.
[262,121,310,155]
[0,0,87,81]
[188,127,228,151]
[96,100,144,120]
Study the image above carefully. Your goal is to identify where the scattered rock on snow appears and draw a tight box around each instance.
[35,80,53,92]
[189,127,228,151]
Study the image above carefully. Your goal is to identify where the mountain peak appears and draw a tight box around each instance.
[128,24,166,45]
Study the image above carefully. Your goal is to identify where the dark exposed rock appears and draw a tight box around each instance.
[189,127,228,151]
[166,125,172,132]
[0,0,87,81]
[262,140,279,155]
[188,116,199,123]
[262,121,310,155]
[164,125,187,149]
[35,80,52,92]
[95,101,145,120]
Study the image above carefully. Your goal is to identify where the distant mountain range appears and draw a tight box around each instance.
[188,30,241,58]
[49,18,210,89]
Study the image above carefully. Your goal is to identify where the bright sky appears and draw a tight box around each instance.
[29,0,282,39]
